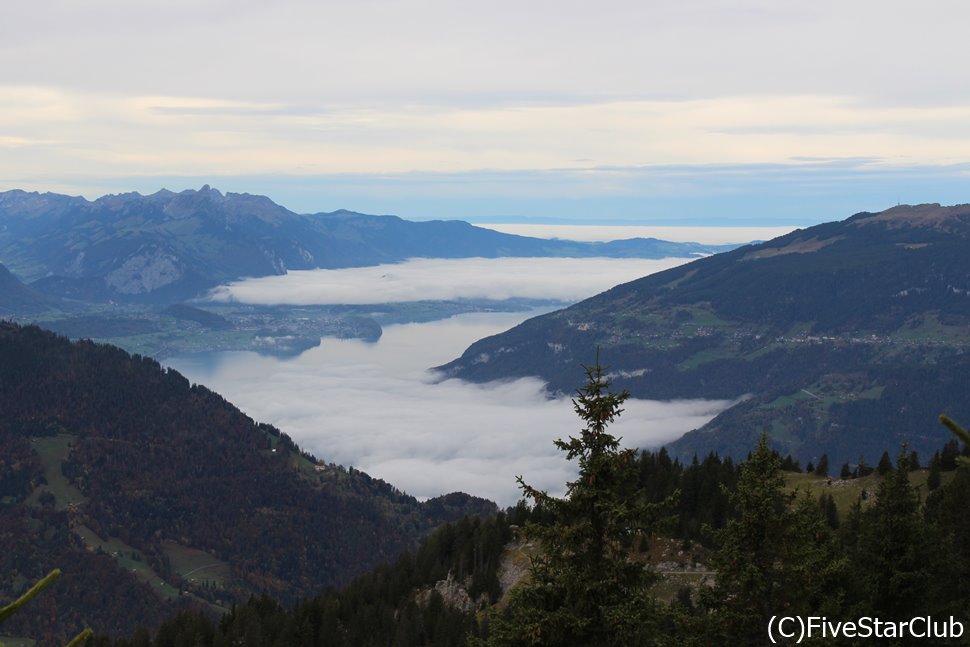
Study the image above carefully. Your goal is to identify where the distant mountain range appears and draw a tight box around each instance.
[0,186,738,306]
[437,203,970,468]
[0,321,495,643]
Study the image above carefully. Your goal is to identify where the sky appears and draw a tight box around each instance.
[3,0,970,224]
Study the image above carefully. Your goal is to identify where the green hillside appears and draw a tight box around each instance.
[437,203,970,467]
[0,322,493,644]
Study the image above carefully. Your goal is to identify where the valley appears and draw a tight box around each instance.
[164,307,731,507]
[11,297,563,359]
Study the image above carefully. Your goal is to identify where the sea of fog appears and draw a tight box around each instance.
[169,254,748,506]
[207,257,702,305]
[471,224,800,244]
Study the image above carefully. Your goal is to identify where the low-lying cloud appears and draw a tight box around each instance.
[472,223,799,245]
[206,257,693,305]
[168,312,734,506]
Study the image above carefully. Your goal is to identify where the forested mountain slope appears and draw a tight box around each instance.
[0,262,60,313]
[0,322,493,644]
[90,431,970,646]
[438,203,970,466]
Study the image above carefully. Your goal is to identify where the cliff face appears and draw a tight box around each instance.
[1,186,316,303]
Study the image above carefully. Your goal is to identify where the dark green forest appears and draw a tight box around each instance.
[87,398,970,645]
[78,436,970,647]
[5,322,970,645]
[0,322,492,644]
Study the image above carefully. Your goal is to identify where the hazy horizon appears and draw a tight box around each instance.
[6,2,970,226]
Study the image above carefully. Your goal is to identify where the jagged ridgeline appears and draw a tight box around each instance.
[0,187,737,306]
[0,322,493,644]
[438,204,970,468]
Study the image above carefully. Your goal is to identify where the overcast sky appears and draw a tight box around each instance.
[3,0,969,222]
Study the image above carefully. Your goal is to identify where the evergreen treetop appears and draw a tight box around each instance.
[480,356,671,646]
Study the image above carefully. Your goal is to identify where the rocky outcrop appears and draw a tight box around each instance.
[103,248,184,294]
[416,538,533,613]
[416,572,485,614]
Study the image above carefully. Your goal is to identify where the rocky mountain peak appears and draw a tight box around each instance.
[196,184,224,200]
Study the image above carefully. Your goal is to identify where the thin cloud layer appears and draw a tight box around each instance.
[207,257,695,305]
[167,312,733,506]
[6,89,970,182]
[6,1,970,224]
[473,224,799,245]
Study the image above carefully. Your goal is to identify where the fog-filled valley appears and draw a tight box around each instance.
[167,306,734,506]
[170,251,756,505]
[206,256,695,305]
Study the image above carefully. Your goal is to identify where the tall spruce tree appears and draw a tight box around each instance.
[923,415,970,617]
[876,451,893,476]
[701,435,844,645]
[478,357,669,646]
[813,454,829,477]
[847,450,941,619]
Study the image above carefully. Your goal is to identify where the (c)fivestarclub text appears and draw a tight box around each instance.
[768,615,964,643]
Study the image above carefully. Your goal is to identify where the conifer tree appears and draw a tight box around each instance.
[940,440,961,470]
[854,456,872,478]
[925,416,970,616]
[818,493,839,530]
[909,450,921,471]
[940,415,970,467]
[478,356,669,646]
[813,454,829,477]
[780,454,801,472]
[847,450,939,618]
[927,452,942,491]
[701,435,844,644]
[876,451,893,476]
